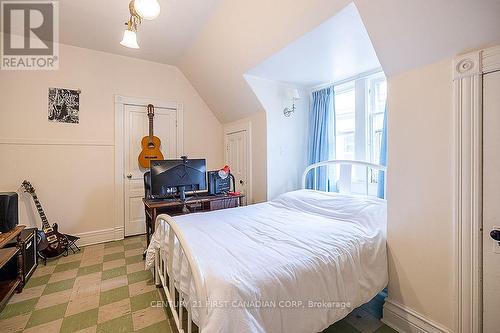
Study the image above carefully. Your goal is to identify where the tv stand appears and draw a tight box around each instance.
[0,226,25,311]
[143,193,245,247]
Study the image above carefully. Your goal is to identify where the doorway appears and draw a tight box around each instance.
[454,45,500,333]
[114,97,183,238]
[482,70,500,333]
[224,123,251,203]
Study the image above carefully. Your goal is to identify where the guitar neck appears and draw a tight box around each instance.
[31,194,51,229]
[149,116,153,139]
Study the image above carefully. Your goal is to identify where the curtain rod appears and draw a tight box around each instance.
[309,67,384,93]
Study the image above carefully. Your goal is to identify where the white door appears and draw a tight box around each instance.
[483,70,500,332]
[124,104,178,236]
[225,130,248,199]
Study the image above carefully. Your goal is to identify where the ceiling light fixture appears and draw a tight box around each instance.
[120,0,160,49]
[134,0,161,20]
[120,29,140,49]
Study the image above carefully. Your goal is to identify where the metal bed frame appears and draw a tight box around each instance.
[153,159,387,333]
[302,159,387,194]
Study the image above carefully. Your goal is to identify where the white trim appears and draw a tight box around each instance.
[0,138,113,147]
[114,99,125,242]
[114,95,184,241]
[74,227,122,247]
[223,120,253,204]
[453,44,500,333]
[114,95,178,110]
[382,299,451,333]
[176,102,184,157]
[309,67,383,93]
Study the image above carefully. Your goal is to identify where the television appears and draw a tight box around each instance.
[150,157,207,200]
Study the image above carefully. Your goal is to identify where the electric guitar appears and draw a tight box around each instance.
[138,104,164,168]
[21,181,68,259]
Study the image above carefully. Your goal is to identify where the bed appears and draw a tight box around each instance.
[145,160,388,333]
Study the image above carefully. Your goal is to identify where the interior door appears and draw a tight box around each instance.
[225,130,248,199]
[483,70,500,332]
[124,104,177,236]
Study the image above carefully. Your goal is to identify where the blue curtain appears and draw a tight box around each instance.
[307,86,335,191]
[377,106,388,198]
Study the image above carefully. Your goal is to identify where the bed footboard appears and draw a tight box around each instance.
[154,214,207,333]
[302,159,387,195]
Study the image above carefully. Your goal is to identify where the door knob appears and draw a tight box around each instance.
[490,229,500,242]
[126,174,132,179]
[239,180,244,185]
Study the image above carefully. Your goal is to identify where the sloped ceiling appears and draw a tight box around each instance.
[56,0,222,64]
[355,0,500,76]
[246,3,381,88]
[179,0,500,123]
[178,0,352,123]
[7,0,499,123]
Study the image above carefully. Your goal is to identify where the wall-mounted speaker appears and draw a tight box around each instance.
[0,192,18,233]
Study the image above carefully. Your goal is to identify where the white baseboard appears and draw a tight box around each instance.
[114,226,124,241]
[74,227,124,247]
[382,298,451,333]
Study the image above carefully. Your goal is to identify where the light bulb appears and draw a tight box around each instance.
[134,0,160,20]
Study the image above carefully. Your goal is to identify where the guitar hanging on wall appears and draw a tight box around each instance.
[21,181,68,260]
[138,104,164,168]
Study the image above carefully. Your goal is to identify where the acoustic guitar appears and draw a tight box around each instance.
[138,104,164,168]
[21,181,68,260]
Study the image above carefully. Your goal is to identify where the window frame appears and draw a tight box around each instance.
[329,71,387,193]
[333,81,356,161]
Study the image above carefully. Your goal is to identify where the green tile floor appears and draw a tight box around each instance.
[0,235,397,333]
[0,235,170,333]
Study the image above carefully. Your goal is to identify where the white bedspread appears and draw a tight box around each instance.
[146,189,387,333]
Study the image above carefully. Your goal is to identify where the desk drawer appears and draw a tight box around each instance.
[209,198,239,211]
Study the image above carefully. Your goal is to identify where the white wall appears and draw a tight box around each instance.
[0,42,223,244]
[385,58,454,329]
[245,76,308,200]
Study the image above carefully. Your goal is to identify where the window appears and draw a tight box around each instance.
[367,76,387,168]
[334,82,355,161]
[329,72,387,194]
[367,75,387,183]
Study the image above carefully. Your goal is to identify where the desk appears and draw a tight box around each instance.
[143,194,245,246]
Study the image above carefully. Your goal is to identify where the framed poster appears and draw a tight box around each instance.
[48,88,80,123]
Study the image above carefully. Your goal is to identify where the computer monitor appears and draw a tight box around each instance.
[150,157,207,200]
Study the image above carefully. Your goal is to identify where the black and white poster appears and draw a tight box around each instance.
[48,88,80,123]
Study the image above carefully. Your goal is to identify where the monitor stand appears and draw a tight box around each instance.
[178,186,186,201]
[178,186,190,214]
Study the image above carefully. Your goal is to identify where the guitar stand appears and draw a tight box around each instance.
[37,234,80,266]
[63,234,81,255]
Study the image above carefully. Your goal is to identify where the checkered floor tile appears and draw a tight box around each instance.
[0,235,397,333]
[0,235,171,333]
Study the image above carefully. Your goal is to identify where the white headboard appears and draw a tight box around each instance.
[302,159,387,195]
